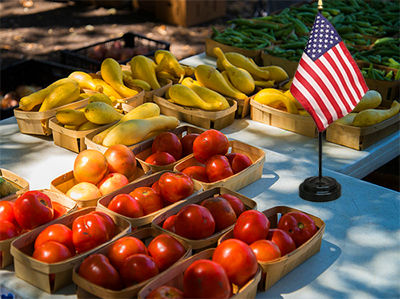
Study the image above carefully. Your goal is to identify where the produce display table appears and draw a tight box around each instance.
[0,110,399,298]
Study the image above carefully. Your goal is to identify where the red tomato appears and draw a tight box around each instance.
[74,149,108,185]
[250,240,281,262]
[266,228,296,256]
[201,196,237,232]
[158,172,194,204]
[104,144,137,179]
[108,193,144,218]
[32,241,73,263]
[107,236,147,270]
[34,224,74,254]
[0,220,19,241]
[147,234,186,271]
[183,259,231,299]
[97,172,129,196]
[14,190,54,230]
[52,202,68,220]
[129,187,163,215]
[212,239,258,287]
[147,285,183,299]
[205,155,234,182]
[152,132,182,161]
[0,201,16,224]
[145,152,176,166]
[220,193,245,217]
[174,204,215,240]
[120,253,159,286]
[180,133,199,156]
[151,181,161,195]
[78,253,122,290]
[277,211,318,247]
[192,129,229,163]
[233,210,270,244]
[91,211,116,240]
[226,153,252,174]
[162,215,176,233]
[72,213,108,253]
[182,165,209,182]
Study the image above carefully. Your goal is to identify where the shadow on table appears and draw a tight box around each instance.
[239,165,279,199]
[259,239,341,298]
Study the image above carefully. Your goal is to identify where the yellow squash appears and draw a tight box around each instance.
[195,65,247,100]
[102,115,179,147]
[92,102,160,144]
[19,78,71,111]
[129,55,161,90]
[217,52,270,80]
[154,50,185,80]
[213,47,255,95]
[352,90,382,112]
[39,80,81,112]
[352,100,399,126]
[181,77,229,110]
[101,58,139,98]
[84,101,123,125]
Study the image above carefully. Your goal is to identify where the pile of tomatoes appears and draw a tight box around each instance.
[232,210,318,263]
[161,193,246,240]
[146,239,259,299]
[107,171,195,218]
[0,190,68,241]
[66,144,137,202]
[78,233,187,291]
[31,210,116,263]
[180,129,252,183]
[144,131,199,166]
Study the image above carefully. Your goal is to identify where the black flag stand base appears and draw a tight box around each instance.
[299,132,341,202]
[299,176,341,202]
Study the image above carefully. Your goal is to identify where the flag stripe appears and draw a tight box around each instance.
[332,46,361,104]
[338,42,369,98]
[319,55,353,112]
[290,81,326,130]
[323,50,359,110]
[296,58,335,123]
[302,54,345,118]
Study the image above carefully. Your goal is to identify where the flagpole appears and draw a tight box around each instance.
[298,0,341,202]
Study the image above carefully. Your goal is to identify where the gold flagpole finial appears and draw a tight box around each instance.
[318,0,323,11]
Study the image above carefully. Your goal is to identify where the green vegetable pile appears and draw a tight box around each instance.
[211,0,400,81]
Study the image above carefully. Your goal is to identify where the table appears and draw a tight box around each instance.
[1,53,399,298]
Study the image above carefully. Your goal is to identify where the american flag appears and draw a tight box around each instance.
[290,12,368,132]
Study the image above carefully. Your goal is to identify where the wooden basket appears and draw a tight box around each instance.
[153,95,237,130]
[13,98,88,136]
[250,99,318,138]
[134,125,205,173]
[0,168,29,201]
[73,226,192,299]
[96,171,198,229]
[151,187,257,250]
[326,113,400,150]
[174,140,265,191]
[120,90,146,112]
[49,117,115,153]
[10,207,130,293]
[50,164,147,209]
[138,248,262,299]
[218,206,325,291]
[0,189,76,269]
[235,95,251,119]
